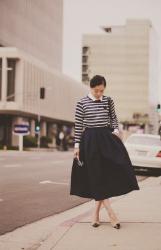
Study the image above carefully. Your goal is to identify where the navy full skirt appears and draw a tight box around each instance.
[70,126,140,201]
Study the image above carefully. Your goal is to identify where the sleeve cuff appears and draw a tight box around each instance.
[113,128,119,134]
[74,143,80,148]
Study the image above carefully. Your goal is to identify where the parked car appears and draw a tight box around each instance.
[124,133,161,173]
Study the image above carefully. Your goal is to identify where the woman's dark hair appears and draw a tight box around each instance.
[90,75,106,88]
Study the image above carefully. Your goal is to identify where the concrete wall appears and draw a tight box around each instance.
[0,0,63,70]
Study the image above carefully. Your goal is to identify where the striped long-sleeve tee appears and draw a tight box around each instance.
[74,93,120,148]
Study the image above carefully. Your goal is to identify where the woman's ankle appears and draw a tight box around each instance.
[92,212,100,220]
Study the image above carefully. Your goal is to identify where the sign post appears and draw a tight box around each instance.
[13,124,30,151]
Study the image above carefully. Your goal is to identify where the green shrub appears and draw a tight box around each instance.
[40,136,52,148]
[7,146,19,150]
[0,144,18,150]
[23,135,37,147]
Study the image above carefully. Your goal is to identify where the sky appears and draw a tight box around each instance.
[63,0,161,102]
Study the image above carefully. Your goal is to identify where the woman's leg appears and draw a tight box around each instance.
[102,198,118,216]
[102,198,113,212]
[92,200,103,223]
[102,198,120,228]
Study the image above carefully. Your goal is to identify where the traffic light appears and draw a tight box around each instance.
[156,104,161,113]
[35,120,40,133]
[40,87,45,99]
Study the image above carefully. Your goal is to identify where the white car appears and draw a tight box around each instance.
[124,133,161,171]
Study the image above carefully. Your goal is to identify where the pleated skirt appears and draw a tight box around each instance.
[70,126,140,201]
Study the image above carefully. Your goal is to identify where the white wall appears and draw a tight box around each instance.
[0,48,88,123]
[0,0,63,70]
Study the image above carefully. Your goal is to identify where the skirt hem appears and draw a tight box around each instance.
[70,186,140,201]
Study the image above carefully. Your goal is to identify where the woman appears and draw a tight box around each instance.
[70,75,140,229]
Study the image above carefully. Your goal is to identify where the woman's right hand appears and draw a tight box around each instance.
[74,148,80,160]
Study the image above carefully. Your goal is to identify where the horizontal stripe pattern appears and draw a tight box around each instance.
[74,95,119,143]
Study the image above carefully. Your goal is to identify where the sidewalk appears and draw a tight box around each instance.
[0,176,161,250]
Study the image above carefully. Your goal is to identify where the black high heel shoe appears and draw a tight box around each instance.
[91,221,100,227]
[108,210,121,229]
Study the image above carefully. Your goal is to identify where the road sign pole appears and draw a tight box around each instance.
[19,134,23,152]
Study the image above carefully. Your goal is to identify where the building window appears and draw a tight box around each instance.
[82,46,89,54]
[7,58,16,101]
[0,58,2,100]
[82,55,88,64]
[82,65,88,72]
[82,73,89,82]
[104,27,112,33]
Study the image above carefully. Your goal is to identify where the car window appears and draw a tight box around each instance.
[126,136,161,146]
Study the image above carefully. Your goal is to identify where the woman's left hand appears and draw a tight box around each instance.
[112,132,122,140]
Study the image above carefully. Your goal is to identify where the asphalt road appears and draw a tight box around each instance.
[0,150,147,235]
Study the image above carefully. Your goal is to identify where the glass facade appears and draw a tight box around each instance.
[0,58,2,100]
[7,59,16,101]
[0,115,12,146]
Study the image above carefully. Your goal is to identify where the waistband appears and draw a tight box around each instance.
[84,126,113,132]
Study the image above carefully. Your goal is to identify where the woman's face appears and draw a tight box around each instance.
[90,84,105,99]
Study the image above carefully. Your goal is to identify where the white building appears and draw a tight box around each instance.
[82,19,159,133]
[0,0,87,147]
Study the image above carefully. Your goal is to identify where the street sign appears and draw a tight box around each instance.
[13,124,30,135]
[13,124,30,151]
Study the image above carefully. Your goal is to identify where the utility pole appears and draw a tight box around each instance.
[37,114,41,148]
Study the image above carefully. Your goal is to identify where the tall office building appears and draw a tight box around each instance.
[82,19,159,133]
[0,0,87,147]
